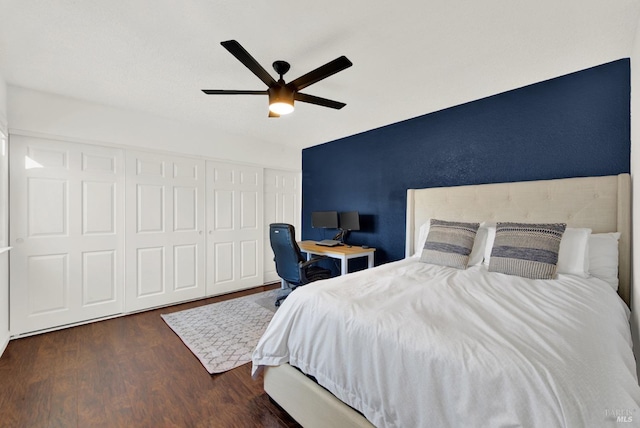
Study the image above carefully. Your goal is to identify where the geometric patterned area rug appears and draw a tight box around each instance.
[161,289,278,374]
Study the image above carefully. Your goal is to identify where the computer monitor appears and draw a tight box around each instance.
[311,211,338,228]
[339,211,360,231]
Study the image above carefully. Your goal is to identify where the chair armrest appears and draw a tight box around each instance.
[298,256,330,284]
[299,256,327,269]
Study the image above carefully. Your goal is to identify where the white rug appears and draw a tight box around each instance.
[161,290,278,374]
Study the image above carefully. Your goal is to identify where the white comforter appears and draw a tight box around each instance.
[252,258,640,427]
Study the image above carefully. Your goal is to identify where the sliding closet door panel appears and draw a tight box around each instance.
[125,151,205,312]
[136,247,165,296]
[28,254,68,314]
[10,135,124,335]
[264,169,301,283]
[174,244,198,290]
[83,181,116,235]
[206,161,263,295]
[137,184,165,233]
[240,240,258,278]
[211,242,231,284]
[82,250,116,305]
[28,178,68,236]
[174,187,198,231]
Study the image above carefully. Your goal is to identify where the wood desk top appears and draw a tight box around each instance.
[298,240,376,255]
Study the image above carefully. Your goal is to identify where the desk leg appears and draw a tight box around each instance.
[340,255,348,275]
[367,253,374,269]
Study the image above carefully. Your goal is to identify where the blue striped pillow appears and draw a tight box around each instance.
[489,222,566,279]
[420,219,480,269]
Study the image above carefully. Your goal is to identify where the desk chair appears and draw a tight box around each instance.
[269,223,332,306]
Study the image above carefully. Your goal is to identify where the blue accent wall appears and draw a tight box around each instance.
[302,59,630,267]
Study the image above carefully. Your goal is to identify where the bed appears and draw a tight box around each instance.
[252,174,639,427]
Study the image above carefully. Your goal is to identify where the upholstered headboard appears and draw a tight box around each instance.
[405,174,631,306]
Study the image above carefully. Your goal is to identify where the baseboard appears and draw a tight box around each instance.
[0,330,9,357]
[10,282,283,340]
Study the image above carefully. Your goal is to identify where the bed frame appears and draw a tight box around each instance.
[264,173,631,427]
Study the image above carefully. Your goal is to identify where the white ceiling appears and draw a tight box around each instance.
[1,1,639,151]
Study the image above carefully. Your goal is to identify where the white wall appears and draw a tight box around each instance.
[630,16,640,379]
[0,73,8,356]
[7,85,300,170]
[0,77,6,128]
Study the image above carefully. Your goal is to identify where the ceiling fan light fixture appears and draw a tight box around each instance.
[269,101,294,115]
[268,86,295,115]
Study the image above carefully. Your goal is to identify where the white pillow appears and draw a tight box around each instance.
[588,232,620,290]
[414,219,487,265]
[483,226,496,265]
[556,228,591,277]
[468,224,489,265]
[413,221,431,257]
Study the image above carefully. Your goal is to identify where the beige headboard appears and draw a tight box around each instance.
[405,174,631,306]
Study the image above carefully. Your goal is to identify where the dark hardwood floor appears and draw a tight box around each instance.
[0,284,301,428]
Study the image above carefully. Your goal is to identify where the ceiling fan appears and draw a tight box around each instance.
[202,40,353,117]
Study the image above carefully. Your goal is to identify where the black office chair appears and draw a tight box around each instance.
[269,223,332,306]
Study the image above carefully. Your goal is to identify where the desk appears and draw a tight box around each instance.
[298,241,376,275]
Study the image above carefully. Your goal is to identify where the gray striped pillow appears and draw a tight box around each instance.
[420,219,480,269]
[489,222,567,279]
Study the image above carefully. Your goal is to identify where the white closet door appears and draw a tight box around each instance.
[125,151,205,312]
[10,136,124,335]
[264,169,301,283]
[206,161,264,295]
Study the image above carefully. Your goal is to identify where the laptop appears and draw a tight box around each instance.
[316,239,341,247]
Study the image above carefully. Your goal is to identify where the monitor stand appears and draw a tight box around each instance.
[332,229,348,244]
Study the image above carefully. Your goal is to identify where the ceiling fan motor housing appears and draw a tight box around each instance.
[268,85,295,112]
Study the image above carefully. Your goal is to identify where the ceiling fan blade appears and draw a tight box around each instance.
[288,56,352,91]
[221,40,277,87]
[202,89,267,95]
[295,93,346,109]
[268,111,280,118]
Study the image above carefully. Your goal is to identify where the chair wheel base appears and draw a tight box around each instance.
[275,288,293,307]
